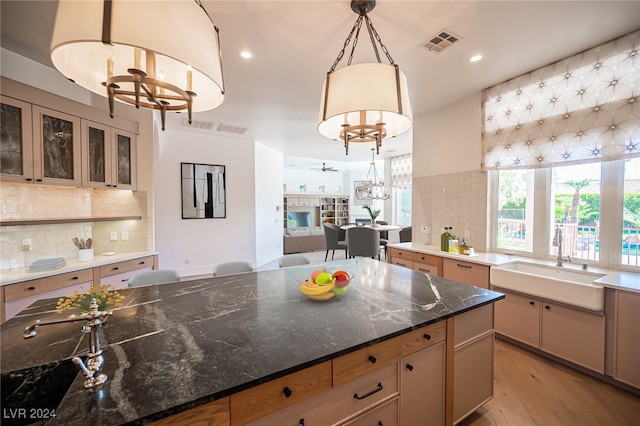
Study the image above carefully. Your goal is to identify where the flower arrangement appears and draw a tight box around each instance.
[363,205,381,223]
[56,283,125,314]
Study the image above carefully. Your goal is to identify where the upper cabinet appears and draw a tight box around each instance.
[0,94,136,190]
[82,120,137,190]
[32,105,82,187]
[0,96,34,183]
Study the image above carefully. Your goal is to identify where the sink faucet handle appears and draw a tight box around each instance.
[73,356,107,388]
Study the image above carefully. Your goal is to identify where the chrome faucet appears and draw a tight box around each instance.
[23,298,112,388]
[554,226,572,267]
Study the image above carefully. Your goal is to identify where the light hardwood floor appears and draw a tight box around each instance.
[459,338,640,426]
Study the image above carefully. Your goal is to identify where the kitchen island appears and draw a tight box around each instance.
[1,258,504,425]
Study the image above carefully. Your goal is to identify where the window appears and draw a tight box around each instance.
[622,157,640,267]
[491,159,640,270]
[496,169,534,253]
[390,154,412,227]
[394,187,412,227]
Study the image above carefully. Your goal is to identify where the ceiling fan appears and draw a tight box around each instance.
[312,163,339,172]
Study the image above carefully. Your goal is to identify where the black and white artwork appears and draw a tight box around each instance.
[181,162,226,219]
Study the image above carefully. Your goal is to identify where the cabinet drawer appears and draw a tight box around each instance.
[443,258,489,288]
[100,256,154,277]
[250,362,398,426]
[454,303,494,347]
[334,337,402,387]
[101,266,153,289]
[390,258,413,269]
[230,361,331,426]
[399,321,447,357]
[388,248,422,263]
[414,262,438,276]
[4,268,94,302]
[149,397,229,426]
[343,396,399,426]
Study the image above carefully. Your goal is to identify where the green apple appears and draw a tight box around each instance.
[315,272,333,285]
[332,286,347,296]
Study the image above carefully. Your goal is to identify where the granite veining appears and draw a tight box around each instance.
[1,258,503,425]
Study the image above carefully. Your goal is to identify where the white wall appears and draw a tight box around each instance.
[283,169,348,195]
[255,143,284,267]
[413,93,482,177]
[154,129,257,276]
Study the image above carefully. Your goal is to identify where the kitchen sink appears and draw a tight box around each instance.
[1,358,81,426]
[490,261,606,312]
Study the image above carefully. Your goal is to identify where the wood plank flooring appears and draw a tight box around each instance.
[459,338,640,426]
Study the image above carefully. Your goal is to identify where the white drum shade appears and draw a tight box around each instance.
[318,63,412,140]
[50,0,224,112]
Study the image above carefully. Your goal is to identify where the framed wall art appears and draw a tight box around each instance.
[353,180,372,205]
[181,162,226,219]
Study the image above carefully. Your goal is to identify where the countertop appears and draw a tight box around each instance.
[0,252,157,286]
[387,243,640,293]
[1,258,504,425]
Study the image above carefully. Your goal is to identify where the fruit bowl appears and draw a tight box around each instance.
[296,269,353,301]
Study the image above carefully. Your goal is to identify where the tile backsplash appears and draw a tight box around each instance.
[0,183,149,271]
[413,170,489,251]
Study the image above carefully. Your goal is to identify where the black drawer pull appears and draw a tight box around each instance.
[378,422,384,426]
[424,333,431,340]
[406,363,414,371]
[299,419,305,426]
[26,178,33,182]
[456,263,472,269]
[368,355,377,364]
[139,261,145,265]
[36,179,43,182]
[283,386,292,398]
[545,305,550,310]
[354,383,383,400]
[28,286,36,291]
[72,276,79,280]
[113,267,119,271]
[530,301,535,305]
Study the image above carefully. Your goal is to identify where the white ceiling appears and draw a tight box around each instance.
[1,1,639,172]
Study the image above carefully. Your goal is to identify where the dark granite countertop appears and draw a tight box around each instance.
[1,258,504,425]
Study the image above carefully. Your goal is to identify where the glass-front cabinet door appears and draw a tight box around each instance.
[112,129,136,190]
[0,96,34,183]
[32,105,81,186]
[81,119,112,188]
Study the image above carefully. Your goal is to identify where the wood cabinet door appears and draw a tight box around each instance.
[493,289,540,347]
[0,96,34,183]
[81,119,113,188]
[342,397,399,426]
[540,301,605,373]
[32,105,81,186]
[112,129,137,190]
[614,291,640,388]
[453,332,494,424]
[442,258,489,288]
[400,342,445,426]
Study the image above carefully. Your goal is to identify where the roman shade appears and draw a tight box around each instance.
[390,154,412,189]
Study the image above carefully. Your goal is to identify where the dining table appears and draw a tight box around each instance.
[340,223,401,232]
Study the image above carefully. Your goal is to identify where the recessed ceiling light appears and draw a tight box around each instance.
[238,50,254,60]
[470,54,484,62]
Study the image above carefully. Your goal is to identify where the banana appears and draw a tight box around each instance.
[299,282,335,296]
[306,291,335,301]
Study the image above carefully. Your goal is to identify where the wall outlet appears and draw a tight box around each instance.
[184,259,190,265]
[21,238,32,251]
[110,231,118,241]
[121,231,129,241]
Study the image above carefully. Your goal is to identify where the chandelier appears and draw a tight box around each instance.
[318,0,412,155]
[50,0,225,131]
[356,149,390,201]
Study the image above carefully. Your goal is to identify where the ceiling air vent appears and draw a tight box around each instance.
[181,118,215,130]
[216,123,249,135]
[422,30,461,53]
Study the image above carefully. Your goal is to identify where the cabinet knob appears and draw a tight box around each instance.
[545,305,550,310]
[283,386,292,398]
[113,267,119,271]
[424,333,431,341]
[406,363,414,371]
[28,286,36,291]
[72,276,79,280]
[26,178,33,182]
[36,179,43,182]
[378,422,384,426]
[368,355,377,364]
[299,419,305,426]
[139,261,145,265]
[530,301,535,306]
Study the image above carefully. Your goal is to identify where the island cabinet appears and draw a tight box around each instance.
[493,287,605,373]
[99,255,155,288]
[387,247,443,277]
[609,290,640,389]
[453,303,495,424]
[442,258,490,289]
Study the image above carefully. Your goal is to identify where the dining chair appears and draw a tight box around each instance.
[376,220,389,260]
[212,261,253,276]
[279,255,310,268]
[323,223,348,261]
[346,227,380,260]
[128,269,180,288]
[400,226,412,243]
